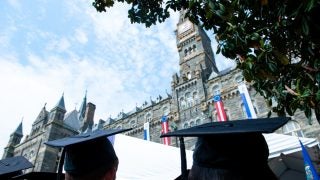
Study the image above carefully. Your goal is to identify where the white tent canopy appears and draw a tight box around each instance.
[112,133,319,180]
[113,134,193,180]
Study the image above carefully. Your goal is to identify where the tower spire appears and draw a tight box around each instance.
[14,120,23,136]
[54,93,66,110]
[78,90,87,122]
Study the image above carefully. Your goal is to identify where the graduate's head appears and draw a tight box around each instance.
[161,117,290,180]
[45,129,131,180]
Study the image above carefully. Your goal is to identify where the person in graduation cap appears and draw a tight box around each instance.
[161,117,291,180]
[45,129,131,180]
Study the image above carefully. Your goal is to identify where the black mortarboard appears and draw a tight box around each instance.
[0,156,33,179]
[45,129,131,180]
[160,117,290,180]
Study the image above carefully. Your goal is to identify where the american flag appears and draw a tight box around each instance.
[213,95,228,122]
[161,116,170,145]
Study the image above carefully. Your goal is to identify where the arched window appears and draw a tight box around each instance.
[116,125,122,129]
[190,121,195,127]
[184,49,188,56]
[183,123,189,129]
[212,85,220,96]
[192,44,197,52]
[185,92,192,107]
[180,97,186,109]
[282,121,304,137]
[130,120,136,128]
[192,91,199,104]
[163,106,169,116]
[196,119,201,125]
[145,113,152,122]
[188,47,192,54]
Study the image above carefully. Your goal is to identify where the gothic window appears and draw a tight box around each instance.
[183,123,189,129]
[185,92,193,107]
[180,97,186,109]
[188,47,192,54]
[282,121,304,137]
[145,113,152,122]
[193,92,198,104]
[192,44,197,52]
[163,106,169,116]
[212,85,220,96]
[184,49,188,56]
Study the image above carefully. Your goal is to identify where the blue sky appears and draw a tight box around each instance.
[0,0,234,156]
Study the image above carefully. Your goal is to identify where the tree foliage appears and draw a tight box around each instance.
[93,0,320,124]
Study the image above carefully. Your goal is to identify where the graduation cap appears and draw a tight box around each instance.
[160,117,290,180]
[0,156,33,179]
[44,128,131,180]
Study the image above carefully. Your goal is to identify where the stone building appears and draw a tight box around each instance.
[2,93,98,172]
[2,11,320,173]
[103,11,320,149]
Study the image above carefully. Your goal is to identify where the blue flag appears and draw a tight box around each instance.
[299,140,319,180]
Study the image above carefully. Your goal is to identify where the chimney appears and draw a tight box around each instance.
[80,102,96,132]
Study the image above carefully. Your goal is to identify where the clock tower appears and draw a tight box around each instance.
[170,10,219,129]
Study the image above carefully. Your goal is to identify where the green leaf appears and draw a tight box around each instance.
[316,90,320,101]
[304,107,312,125]
[301,17,309,36]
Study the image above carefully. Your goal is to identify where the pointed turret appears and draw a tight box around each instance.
[49,94,67,122]
[14,121,23,136]
[78,91,87,122]
[2,121,24,159]
[55,93,66,111]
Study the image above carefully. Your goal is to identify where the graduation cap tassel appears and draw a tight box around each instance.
[179,137,188,179]
[57,148,66,180]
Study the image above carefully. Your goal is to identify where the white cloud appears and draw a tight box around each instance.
[7,0,21,9]
[74,29,88,44]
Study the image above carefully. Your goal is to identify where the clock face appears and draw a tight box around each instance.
[178,21,192,34]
